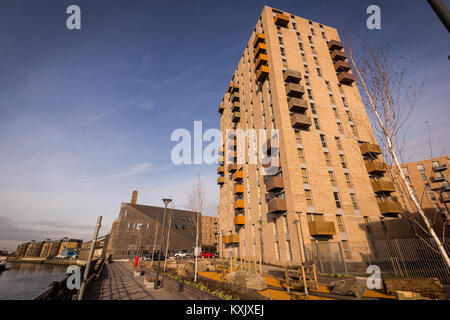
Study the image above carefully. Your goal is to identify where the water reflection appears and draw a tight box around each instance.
[0,262,67,300]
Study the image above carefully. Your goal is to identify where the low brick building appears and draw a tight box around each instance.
[106,192,201,259]
[79,234,110,260]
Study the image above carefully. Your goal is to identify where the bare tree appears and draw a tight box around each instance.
[344,33,450,268]
[187,174,204,282]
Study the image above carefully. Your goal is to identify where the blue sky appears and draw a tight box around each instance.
[0,0,448,250]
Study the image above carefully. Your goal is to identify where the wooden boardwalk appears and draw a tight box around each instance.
[84,261,186,300]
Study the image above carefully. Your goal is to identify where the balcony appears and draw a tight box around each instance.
[371,180,396,194]
[234,199,245,210]
[432,163,448,172]
[283,69,302,83]
[230,234,240,243]
[227,81,233,93]
[233,170,244,181]
[290,114,312,130]
[223,235,230,244]
[266,176,284,192]
[218,103,224,114]
[288,97,308,113]
[217,176,225,185]
[230,92,240,102]
[328,39,344,51]
[255,53,268,69]
[442,192,450,203]
[268,198,287,214]
[308,221,336,236]
[442,181,450,191]
[228,163,239,172]
[217,166,224,174]
[218,156,224,164]
[232,101,240,112]
[274,13,290,27]
[285,83,305,98]
[254,43,267,58]
[365,160,387,174]
[338,72,356,85]
[377,200,403,217]
[233,184,244,195]
[256,65,269,82]
[334,60,351,72]
[330,49,348,61]
[234,215,245,226]
[232,111,240,122]
[360,143,382,156]
[253,32,265,48]
[431,173,445,183]
[218,146,224,155]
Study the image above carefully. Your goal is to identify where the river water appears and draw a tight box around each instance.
[0,262,67,300]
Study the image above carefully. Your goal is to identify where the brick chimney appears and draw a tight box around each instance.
[131,190,138,204]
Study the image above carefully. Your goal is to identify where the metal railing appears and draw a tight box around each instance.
[33,258,106,300]
[304,238,450,284]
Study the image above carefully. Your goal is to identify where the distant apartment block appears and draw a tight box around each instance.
[216,6,413,266]
[394,156,450,238]
[14,237,81,258]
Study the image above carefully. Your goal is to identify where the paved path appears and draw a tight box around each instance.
[84,261,185,300]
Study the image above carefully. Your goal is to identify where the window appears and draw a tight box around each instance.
[420,174,427,182]
[432,161,440,169]
[429,193,437,202]
[336,215,345,232]
[301,168,309,183]
[324,152,332,166]
[310,103,317,115]
[417,164,425,172]
[329,171,337,186]
[402,167,410,175]
[314,118,321,130]
[344,173,353,188]
[333,192,342,208]
[335,137,343,150]
[350,125,358,137]
[316,67,322,77]
[320,134,327,148]
[305,190,313,206]
[350,194,359,209]
[346,110,353,122]
[425,183,431,191]
[337,122,344,134]
[339,154,347,168]
[298,148,305,163]
[342,240,351,259]
[307,88,313,100]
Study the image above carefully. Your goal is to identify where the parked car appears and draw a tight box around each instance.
[199,250,217,258]
[174,250,187,259]
[141,252,165,261]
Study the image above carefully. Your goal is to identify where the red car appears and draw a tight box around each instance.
[199,250,217,258]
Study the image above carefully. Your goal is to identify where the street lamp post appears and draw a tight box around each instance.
[155,198,172,289]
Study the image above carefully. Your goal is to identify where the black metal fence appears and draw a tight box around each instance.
[305,238,450,284]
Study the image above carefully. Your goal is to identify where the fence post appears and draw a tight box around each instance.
[315,241,324,273]
[337,242,348,275]
[327,242,335,275]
